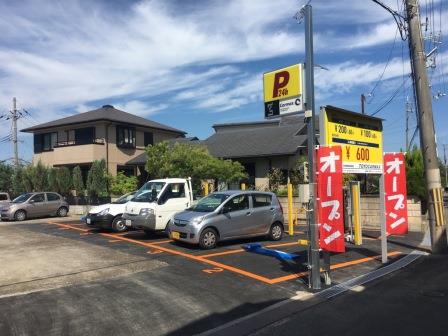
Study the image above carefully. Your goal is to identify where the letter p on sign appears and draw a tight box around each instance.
[272,71,289,98]
[263,64,302,102]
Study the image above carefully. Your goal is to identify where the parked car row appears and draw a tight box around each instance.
[0,178,285,249]
[0,192,69,221]
[87,178,285,249]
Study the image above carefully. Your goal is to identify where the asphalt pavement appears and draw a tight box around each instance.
[251,253,448,336]
[0,217,432,336]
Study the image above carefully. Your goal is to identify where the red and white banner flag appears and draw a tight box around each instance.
[383,152,408,235]
[316,146,345,252]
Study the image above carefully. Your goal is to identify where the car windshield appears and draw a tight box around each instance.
[112,192,136,204]
[190,193,230,212]
[12,193,33,204]
[132,182,166,203]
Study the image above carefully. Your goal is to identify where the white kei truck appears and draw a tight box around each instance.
[122,178,194,234]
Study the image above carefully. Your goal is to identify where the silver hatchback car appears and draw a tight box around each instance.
[168,190,284,249]
[0,192,69,221]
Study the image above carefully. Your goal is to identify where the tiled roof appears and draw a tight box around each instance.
[21,105,186,134]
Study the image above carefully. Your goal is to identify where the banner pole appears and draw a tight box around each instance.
[380,174,388,263]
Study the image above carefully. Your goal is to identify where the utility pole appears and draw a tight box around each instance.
[406,0,445,252]
[361,94,366,115]
[12,97,19,168]
[405,98,412,151]
[303,4,320,290]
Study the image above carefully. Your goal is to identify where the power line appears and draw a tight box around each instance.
[367,27,399,104]
[370,74,411,116]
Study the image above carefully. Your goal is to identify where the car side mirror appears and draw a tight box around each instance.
[221,205,231,214]
[29,199,35,204]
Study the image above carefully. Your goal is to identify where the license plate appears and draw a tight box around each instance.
[171,231,180,239]
[125,219,132,227]
[86,218,91,224]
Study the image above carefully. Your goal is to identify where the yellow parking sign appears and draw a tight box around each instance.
[263,64,304,118]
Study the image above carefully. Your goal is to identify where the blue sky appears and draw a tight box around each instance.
[0,0,447,163]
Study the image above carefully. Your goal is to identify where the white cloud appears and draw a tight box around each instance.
[1,0,446,160]
[114,100,168,117]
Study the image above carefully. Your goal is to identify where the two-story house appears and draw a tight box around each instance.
[21,105,186,180]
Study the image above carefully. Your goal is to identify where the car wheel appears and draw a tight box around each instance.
[57,207,68,217]
[269,222,283,241]
[14,210,26,221]
[199,228,218,249]
[111,216,127,233]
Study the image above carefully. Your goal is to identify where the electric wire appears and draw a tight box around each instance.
[367,27,399,104]
[371,74,411,116]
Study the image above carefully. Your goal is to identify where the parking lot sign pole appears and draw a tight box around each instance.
[304,4,321,290]
[380,174,388,263]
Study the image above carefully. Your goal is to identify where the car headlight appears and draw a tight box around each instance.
[97,208,110,216]
[139,208,154,216]
[191,216,204,225]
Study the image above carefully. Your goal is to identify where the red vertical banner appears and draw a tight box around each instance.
[316,146,345,252]
[383,152,408,235]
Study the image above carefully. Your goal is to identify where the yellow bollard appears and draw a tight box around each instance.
[351,182,362,245]
[203,181,209,196]
[287,182,294,235]
[298,239,310,246]
[241,183,246,190]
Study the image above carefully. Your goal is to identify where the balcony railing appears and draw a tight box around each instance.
[54,138,105,148]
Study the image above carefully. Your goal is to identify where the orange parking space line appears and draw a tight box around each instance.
[200,249,245,258]
[48,222,90,232]
[269,271,309,284]
[98,231,274,284]
[330,251,402,270]
[268,251,402,284]
[195,257,274,284]
[49,221,403,286]
[148,239,173,245]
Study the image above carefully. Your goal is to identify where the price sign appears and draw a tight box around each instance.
[320,106,383,174]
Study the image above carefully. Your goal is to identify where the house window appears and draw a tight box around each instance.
[144,132,154,146]
[116,126,136,148]
[75,127,95,145]
[34,132,57,153]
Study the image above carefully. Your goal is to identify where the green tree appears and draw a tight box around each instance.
[56,167,72,196]
[11,167,26,196]
[290,156,308,185]
[267,168,284,193]
[72,166,85,196]
[22,165,35,192]
[86,160,108,197]
[0,163,13,193]
[47,168,58,192]
[145,142,174,179]
[33,161,49,191]
[109,172,137,195]
[145,142,246,191]
[405,146,426,201]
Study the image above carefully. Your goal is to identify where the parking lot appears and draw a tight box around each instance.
[0,218,422,335]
